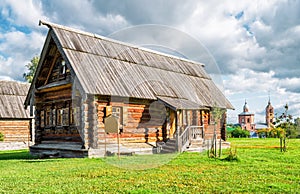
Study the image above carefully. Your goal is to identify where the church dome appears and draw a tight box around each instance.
[266,100,273,109]
[243,101,249,112]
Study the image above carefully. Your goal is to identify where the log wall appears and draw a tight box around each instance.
[0,120,31,142]
[96,97,166,146]
[34,86,81,144]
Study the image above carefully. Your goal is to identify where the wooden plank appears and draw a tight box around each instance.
[44,52,60,85]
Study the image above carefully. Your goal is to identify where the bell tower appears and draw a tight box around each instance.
[265,97,274,127]
[238,100,255,131]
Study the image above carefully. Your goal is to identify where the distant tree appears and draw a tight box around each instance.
[230,126,250,138]
[23,56,39,83]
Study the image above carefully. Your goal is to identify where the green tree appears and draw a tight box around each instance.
[274,104,291,151]
[274,104,297,138]
[230,126,250,138]
[23,56,39,83]
[209,106,226,158]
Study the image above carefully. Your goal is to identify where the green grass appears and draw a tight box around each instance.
[0,138,299,193]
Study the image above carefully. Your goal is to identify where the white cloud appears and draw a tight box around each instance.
[2,0,45,28]
[39,0,129,35]
[0,29,44,80]
[224,69,278,95]
[0,0,299,120]
[279,77,300,93]
[0,30,44,54]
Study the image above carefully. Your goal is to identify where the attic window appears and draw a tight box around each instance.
[48,58,70,83]
[60,60,66,75]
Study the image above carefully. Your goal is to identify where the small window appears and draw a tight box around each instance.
[62,108,69,126]
[52,109,56,126]
[60,60,66,75]
[45,108,52,126]
[57,108,69,126]
[247,118,250,123]
[40,110,45,128]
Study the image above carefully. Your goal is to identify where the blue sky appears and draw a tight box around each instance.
[0,0,300,123]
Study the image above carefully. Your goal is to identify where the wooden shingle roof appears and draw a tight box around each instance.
[0,80,31,118]
[28,21,233,110]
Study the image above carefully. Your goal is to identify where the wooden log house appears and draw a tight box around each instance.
[0,80,32,143]
[25,21,234,158]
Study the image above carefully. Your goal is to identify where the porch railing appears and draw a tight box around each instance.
[177,125,204,152]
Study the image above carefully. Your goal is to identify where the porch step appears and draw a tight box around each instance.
[30,142,88,158]
[185,138,205,152]
[159,139,177,154]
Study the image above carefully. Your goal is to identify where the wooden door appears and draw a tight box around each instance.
[169,110,176,138]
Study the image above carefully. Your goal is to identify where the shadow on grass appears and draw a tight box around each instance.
[0,150,38,160]
[0,150,75,163]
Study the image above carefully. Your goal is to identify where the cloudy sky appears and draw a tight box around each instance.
[0,0,299,123]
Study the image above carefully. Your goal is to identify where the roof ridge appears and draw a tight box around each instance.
[39,20,205,67]
[39,20,95,37]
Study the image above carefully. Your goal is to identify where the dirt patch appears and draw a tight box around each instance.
[236,145,280,149]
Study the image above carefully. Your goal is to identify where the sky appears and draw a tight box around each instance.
[0,0,299,124]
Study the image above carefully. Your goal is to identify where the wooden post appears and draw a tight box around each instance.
[280,137,282,152]
[117,132,120,159]
[214,123,217,157]
[104,132,107,157]
[283,137,286,152]
[207,139,209,157]
[176,126,181,153]
[219,136,222,157]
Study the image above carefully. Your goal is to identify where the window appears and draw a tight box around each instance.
[247,118,250,123]
[241,118,244,123]
[40,110,45,128]
[62,108,69,126]
[45,107,52,126]
[57,109,62,126]
[57,108,69,126]
[52,109,56,126]
[60,60,66,75]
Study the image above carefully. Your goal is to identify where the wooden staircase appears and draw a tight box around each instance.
[157,125,205,154]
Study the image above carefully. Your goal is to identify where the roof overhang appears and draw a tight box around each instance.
[157,96,208,111]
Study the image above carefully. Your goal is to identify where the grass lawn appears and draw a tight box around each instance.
[0,138,299,193]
